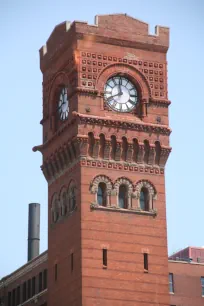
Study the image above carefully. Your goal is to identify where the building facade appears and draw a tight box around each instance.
[0,14,176,306]
[169,259,204,306]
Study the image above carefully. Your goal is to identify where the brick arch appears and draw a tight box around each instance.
[90,175,113,195]
[113,177,134,196]
[48,71,71,116]
[96,63,151,99]
[134,180,157,199]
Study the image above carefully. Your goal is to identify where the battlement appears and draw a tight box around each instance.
[39,14,169,71]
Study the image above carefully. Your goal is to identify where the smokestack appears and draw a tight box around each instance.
[27,203,40,262]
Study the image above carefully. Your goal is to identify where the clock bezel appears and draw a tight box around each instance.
[58,86,69,121]
[104,74,139,113]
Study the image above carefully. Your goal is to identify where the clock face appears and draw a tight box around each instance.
[58,87,69,121]
[104,76,138,112]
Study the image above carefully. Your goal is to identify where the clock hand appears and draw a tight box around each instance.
[107,92,123,100]
[57,102,66,109]
[118,78,123,95]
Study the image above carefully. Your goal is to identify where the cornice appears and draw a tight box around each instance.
[0,252,48,288]
[149,98,171,108]
[73,112,171,136]
[33,117,77,153]
[76,33,168,53]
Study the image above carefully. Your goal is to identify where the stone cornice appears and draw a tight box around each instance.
[0,252,48,288]
[73,112,171,136]
[90,203,157,216]
[33,117,77,153]
[149,99,171,108]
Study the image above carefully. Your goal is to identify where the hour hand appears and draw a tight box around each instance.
[107,93,121,100]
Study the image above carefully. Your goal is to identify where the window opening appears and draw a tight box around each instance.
[8,292,12,306]
[17,286,20,305]
[119,185,128,209]
[140,187,149,211]
[70,187,76,211]
[22,282,26,302]
[39,272,43,292]
[55,264,58,281]
[43,269,47,289]
[12,288,16,306]
[169,273,174,293]
[97,182,107,206]
[103,249,107,267]
[71,253,74,272]
[27,279,31,299]
[144,253,148,271]
[32,277,36,296]
[201,277,204,296]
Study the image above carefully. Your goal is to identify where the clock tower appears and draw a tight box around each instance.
[34,14,171,306]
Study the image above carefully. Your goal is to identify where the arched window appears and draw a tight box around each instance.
[97,182,107,206]
[53,198,59,223]
[119,185,128,209]
[69,186,76,212]
[140,187,149,211]
[61,192,67,216]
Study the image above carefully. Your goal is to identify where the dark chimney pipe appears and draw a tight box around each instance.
[28,203,40,261]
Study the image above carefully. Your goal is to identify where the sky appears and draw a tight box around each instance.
[0,0,203,277]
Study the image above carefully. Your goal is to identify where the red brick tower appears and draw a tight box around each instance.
[34,14,171,306]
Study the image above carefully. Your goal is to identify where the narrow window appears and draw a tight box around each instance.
[71,253,74,272]
[140,187,149,211]
[99,134,105,159]
[144,253,148,271]
[12,288,16,306]
[22,282,27,302]
[8,292,12,306]
[201,277,204,296]
[169,273,174,293]
[27,279,31,299]
[43,269,47,289]
[62,192,67,215]
[70,187,76,212]
[88,132,94,157]
[103,249,107,267]
[53,199,59,222]
[111,135,117,160]
[55,264,58,281]
[39,272,43,292]
[17,286,21,305]
[97,183,107,207]
[119,185,128,209]
[32,277,36,296]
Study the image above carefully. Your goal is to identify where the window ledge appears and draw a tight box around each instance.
[90,203,157,217]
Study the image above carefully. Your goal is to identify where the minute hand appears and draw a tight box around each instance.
[108,92,122,99]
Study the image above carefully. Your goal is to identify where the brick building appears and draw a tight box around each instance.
[0,13,203,306]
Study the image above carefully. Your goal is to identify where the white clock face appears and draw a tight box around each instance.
[104,76,138,112]
[58,87,69,121]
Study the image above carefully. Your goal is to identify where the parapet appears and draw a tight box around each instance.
[39,14,169,71]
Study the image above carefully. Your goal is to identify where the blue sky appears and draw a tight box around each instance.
[0,0,203,277]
